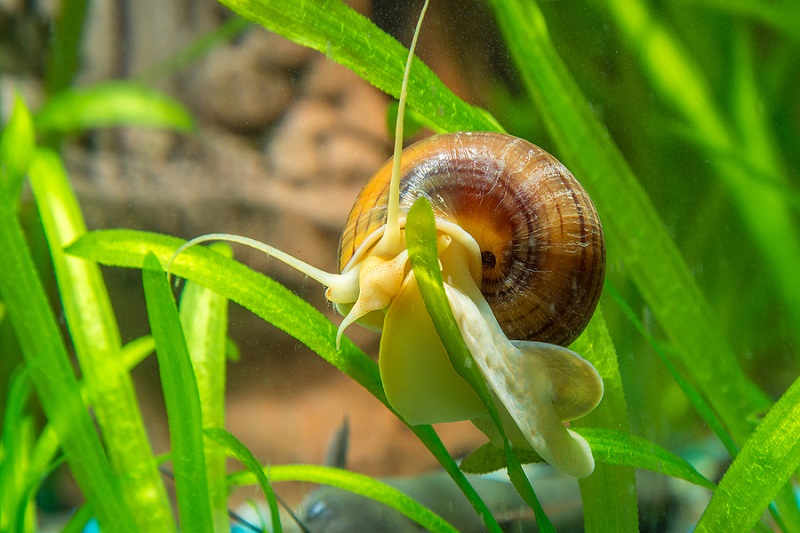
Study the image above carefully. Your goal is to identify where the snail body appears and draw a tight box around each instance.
[339,131,605,347]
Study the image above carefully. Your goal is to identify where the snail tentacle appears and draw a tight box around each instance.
[169,233,342,289]
[374,0,429,260]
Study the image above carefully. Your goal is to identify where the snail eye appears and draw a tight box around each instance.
[481,250,497,270]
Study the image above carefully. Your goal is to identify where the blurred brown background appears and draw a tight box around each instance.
[1,0,510,506]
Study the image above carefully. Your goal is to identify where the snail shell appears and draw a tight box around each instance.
[339,131,605,347]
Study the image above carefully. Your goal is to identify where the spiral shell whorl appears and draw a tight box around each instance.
[339,132,605,346]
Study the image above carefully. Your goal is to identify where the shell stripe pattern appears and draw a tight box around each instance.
[339,131,605,347]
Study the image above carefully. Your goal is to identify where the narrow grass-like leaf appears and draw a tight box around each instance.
[570,312,639,532]
[204,428,281,533]
[67,229,501,532]
[405,197,553,533]
[605,282,738,456]
[28,147,174,531]
[577,428,716,491]
[677,0,800,45]
[216,0,501,134]
[229,464,458,533]
[0,367,36,533]
[603,0,800,352]
[462,428,715,491]
[60,506,94,533]
[121,335,156,370]
[406,424,503,532]
[142,253,213,532]
[486,0,770,447]
[69,229,385,401]
[35,82,194,134]
[0,93,35,202]
[0,190,134,531]
[696,374,800,532]
[179,250,231,533]
[45,0,88,94]
[18,430,63,532]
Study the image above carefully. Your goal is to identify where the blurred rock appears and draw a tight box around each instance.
[187,33,293,132]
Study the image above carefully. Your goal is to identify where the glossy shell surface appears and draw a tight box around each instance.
[339,131,605,346]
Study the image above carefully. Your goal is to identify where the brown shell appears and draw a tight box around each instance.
[338,132,605,347]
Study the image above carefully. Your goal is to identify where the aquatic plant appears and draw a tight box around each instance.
[1,0,799,532]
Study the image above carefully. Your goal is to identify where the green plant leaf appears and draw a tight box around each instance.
[570,312,639,532]
[0,182,135,532]
[0,367,36,533]
[602,0,800,368]
[605,282,737,456]
[67,228,503,532]
[485,0,770,448]
[142,253,213,532]
[204,428,282,533]
[35,82,194,134]
[404,197,554,533]
[68,229,385,401]
[45,0,89,94]
[179,256,231,532]
[120,335,156,370]
[673,0,800,47]
[462,428,715,492]
[696,373,800,531]
[0,92,35,202]
[28,147,174,531]
[229,464,459,533]
[216,0,502,134]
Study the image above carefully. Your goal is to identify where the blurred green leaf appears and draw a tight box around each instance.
[571,312,639,532]
[0,93,35,202]
[676,0,800,44]
[485,0,770,447]
[142,253,213,532]
[35,82,194,134]
[0,367,36,533]
[45,0,89,94]
[0,180,134,532]
[603,0,800,358]
[204,428,281,533]
[28,148,174,531]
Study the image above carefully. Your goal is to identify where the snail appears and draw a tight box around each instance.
[172,0,604,479]
[331,130,605,479]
